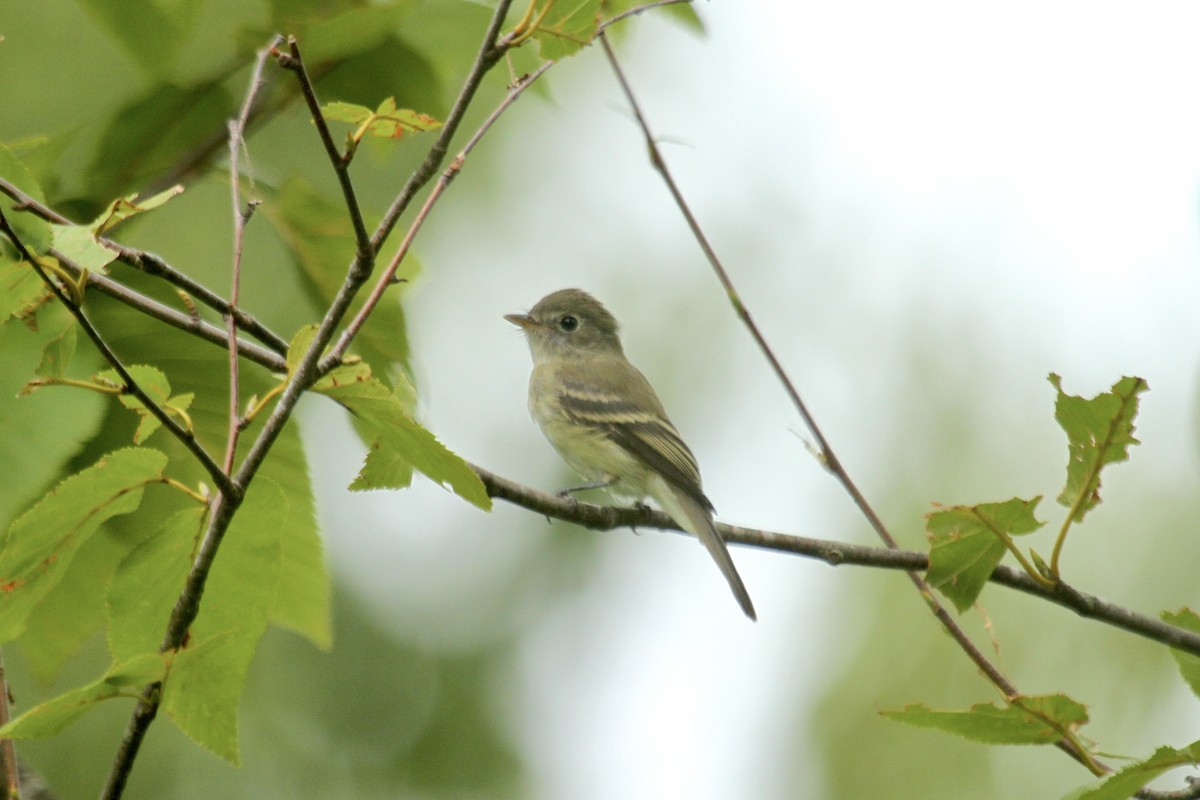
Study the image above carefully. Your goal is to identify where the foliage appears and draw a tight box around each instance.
[0,2,1195,800]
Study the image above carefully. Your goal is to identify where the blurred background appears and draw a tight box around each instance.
[2,0,1200,798]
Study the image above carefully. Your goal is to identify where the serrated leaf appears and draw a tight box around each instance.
[314,365,489,509]
[87,296,330,650]
[51,223,119,273]
[96,364,193,443]
[0,652,166,739]
[1062,741,1200,800]
[926,497,1044,612]
[532,0,602,60]
[1162,609,1200,700]
[1050,374,1148,523]
[0,447,168,642]
[883,694,1088,745]
[323,98,442,140]
[286,323,319,379]
[160,479,285,764]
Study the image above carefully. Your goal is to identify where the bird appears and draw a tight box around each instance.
[505,288,756,620]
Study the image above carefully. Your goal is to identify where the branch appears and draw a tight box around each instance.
[273,37,372,259]
[474,465,1200,657]
[0,211,236,499]
[53,253,286,372]
[0,176,290,355]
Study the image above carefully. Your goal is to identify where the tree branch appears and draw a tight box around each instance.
[473,465,1200,658]
[0,176,290,355]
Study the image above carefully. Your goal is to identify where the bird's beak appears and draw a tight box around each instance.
[504,313,542,331]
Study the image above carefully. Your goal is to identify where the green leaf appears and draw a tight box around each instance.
[323,97,443,140]
[314,365,490,509]
[96,365,194,444]
[88,297,331,650]
[34,320,76,379]
[1050,374,1147,523]
[532,0,602,60]
[1062,742,1200,800]
[882,694,1089,745]
[1162,609,1200,699]
[50,223,119,273]
[21,525,133,683]
[0,253,47,321]
[108,507,207,662]
[160,479,286,764]
[0,652,166,739]
[926,497,1044,612]
[0,447,168,642]
[0,143,52,256]
[90,185,185,237]
[286,323,319,379]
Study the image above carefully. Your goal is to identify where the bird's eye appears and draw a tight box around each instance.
[558,314,579,332]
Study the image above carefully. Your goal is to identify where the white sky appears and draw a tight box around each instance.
[311,2,1200,798]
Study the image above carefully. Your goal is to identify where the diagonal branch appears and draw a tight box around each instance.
[0,175,290,355]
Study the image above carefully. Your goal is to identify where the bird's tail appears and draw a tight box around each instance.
[657,483,757,621]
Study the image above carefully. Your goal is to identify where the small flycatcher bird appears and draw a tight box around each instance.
[505,288,756,620]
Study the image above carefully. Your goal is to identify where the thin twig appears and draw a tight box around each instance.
[596,33,1110,776]
[273,37,372,259]
[223,37,275,473]
[0,211,236,498]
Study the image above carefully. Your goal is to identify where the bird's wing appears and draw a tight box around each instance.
[557,369,712,512]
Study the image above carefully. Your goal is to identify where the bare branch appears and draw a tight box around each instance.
[273,37,373,259]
